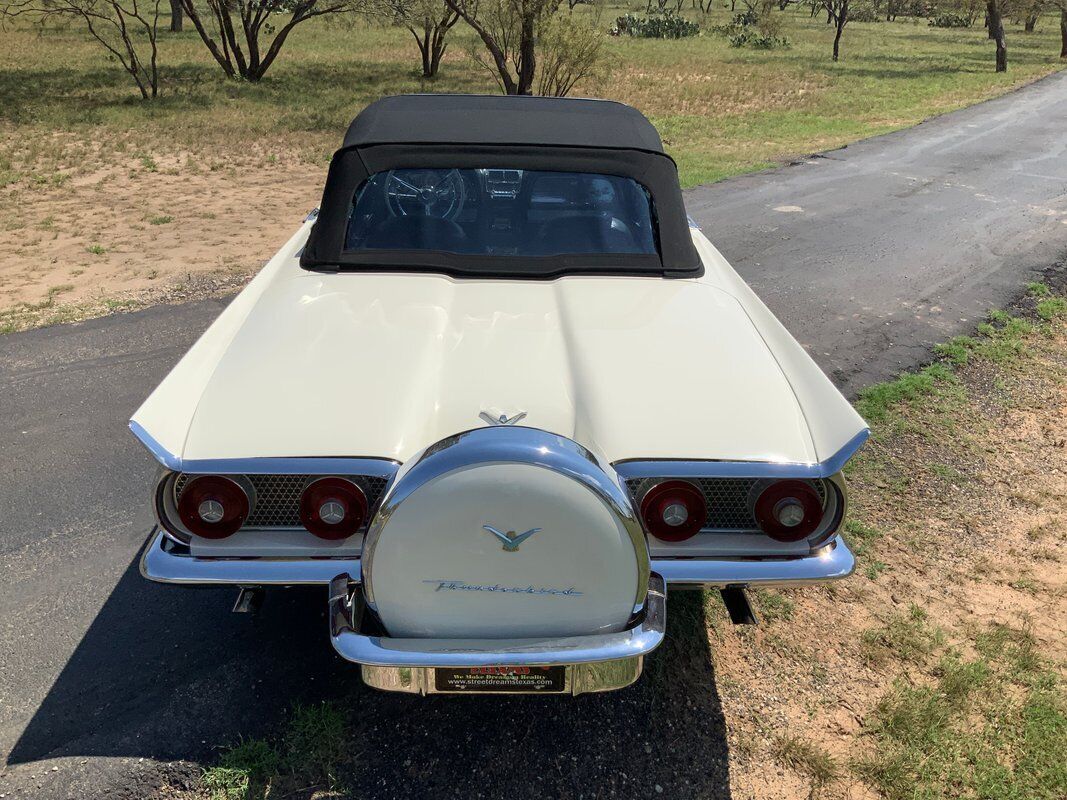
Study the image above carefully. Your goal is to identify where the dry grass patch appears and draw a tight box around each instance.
[703,298,1067,799]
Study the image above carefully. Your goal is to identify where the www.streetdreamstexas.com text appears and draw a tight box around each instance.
[422,580,583,596]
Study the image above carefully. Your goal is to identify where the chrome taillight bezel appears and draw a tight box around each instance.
[154,470,257,543]
[627,473,847,551]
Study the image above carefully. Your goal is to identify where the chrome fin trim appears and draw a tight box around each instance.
[128,420,400,478]
[612,428,870,480]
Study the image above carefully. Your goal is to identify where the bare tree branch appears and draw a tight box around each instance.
[2,0,162,98]
[178,0,365,81]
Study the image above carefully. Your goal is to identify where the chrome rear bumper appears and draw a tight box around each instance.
[140,528,855,588]
[329,572,666,695]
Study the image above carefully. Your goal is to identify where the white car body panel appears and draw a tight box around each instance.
[131,224,865,469]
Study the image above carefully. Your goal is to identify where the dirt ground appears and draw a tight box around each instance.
[1,142,321,331]
[712,320,1066,798]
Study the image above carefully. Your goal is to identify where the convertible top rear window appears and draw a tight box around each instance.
[344,169,658,259]
[300,96,703,278]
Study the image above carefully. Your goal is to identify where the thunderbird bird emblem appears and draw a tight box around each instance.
[479,409,527,427]
[483,524,542,552]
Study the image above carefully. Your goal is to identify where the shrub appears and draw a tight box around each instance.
[928,13,972,26]
[711,5,788,48]
[729,30,787,48]
[538,10,604,96]
[611,10,699,38]
[848,6,882,21]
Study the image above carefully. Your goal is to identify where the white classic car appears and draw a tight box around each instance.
[132,95,868,695]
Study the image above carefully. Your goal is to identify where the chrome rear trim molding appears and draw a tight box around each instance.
[612,429,870,480]
[141,529,853,588]
[129,420,400,478]
[655,537,854,587]
[131,421,182,470]
[140,529,362,585]
[329,573,667,669]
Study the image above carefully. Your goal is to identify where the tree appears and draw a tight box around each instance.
[374,0,459,77]
[1048,0,1067,56]
[1062,4,1067,56]
[987,0,1007,70]
[445,0,564,94]
[180,0,366,81]
[536,4,602,95]
[2,0,161,98]
[168,0,180,30]
[821,0,849,60]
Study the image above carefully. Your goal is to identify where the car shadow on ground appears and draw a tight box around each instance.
[10,553,732,799]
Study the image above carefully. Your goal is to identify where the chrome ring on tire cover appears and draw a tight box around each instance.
[361,426,651,614]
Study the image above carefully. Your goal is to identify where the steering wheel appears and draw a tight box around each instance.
[384,169,466,220]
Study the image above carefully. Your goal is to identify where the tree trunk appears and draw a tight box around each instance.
[516,11,536,95]
[414,29,432,77]
[987,0,1007,71]
[1060,8,1066,58]
[1025,13,1037,33]
[832,1,847,60]
[169,0,182,32]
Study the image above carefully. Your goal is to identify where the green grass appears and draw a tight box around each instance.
[843,518,883,559]
[855,362,957,424]
[853,295,1067,426]
[771,733,840,784]
[854,624,1066,800]
[1037,296,1067,320]
[861,604,945,668]
[0,7,1064,187]
[201,739,279,800]
[753,588,795,623]
[202,702,348,799]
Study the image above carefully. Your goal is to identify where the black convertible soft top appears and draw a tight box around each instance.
[301,95,702,279]
[341,95,666,153]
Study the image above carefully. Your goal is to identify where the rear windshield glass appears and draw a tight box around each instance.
[343,169,657,258]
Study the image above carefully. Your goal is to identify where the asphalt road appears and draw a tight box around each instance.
[686,69,1067,394]
[2,71,1067,799]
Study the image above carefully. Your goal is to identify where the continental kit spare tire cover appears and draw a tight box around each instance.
[361,427,650,639]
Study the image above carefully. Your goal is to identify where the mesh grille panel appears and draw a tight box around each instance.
[174,474,389,530]
[625,477,826,531]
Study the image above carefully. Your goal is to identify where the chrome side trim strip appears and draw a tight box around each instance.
[140,529,362,585]
[330,573,666,668]
[612,429,870,480]
[655,537,854,586]
[128,420,400,478]
[140,529,853,588]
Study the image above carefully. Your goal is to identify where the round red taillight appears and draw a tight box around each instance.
[177,475,250,539]
[753,480,823,542]
[300,477,367,540]
[640,480,707,542]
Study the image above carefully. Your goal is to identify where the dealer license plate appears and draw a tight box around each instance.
[433,665,567,693]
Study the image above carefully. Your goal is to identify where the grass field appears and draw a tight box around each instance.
[1,6,1065,186]
[0,6,1065,325]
